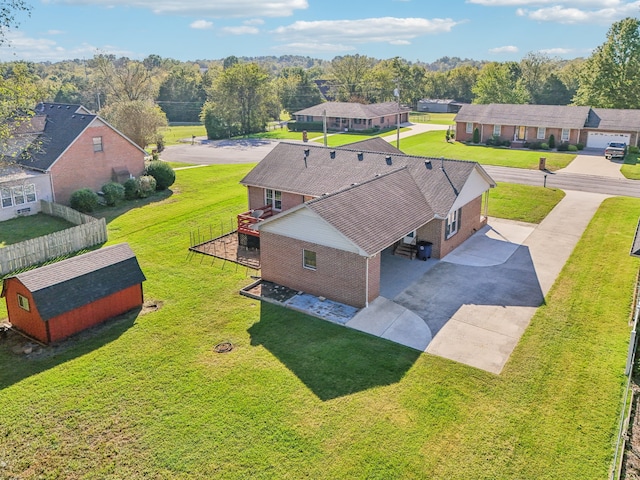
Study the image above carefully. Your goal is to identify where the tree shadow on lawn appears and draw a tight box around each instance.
[248,302,421,401]
[0,307,140,390]
[94,189,173,224]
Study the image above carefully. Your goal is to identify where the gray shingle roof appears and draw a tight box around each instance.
[5,243,146,321]
[589,108,640,130]
[340,137,403,154]
[241,142,492,218]
[294,101,410,119]
[455,104,591,129]
[307,168,435,255]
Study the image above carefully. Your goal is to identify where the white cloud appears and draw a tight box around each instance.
[516,2,640,24]
[50,0,308,17]
[489,45,519,53]
[221,26,259,35]
[538,47,574,54]
[273,17,459,50]
[271,42,356,54]
[47,29,65,35]
[0,31,134,61]
[190,20,213,29]
[469,0,622,5]
[244,18,264,25]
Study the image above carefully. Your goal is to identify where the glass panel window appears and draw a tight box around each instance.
[265,189,282,211]
[445,208,461,239]
[24,184,36,203]
[466,122,473,134]
[493,125,501,136]
[12,186,25,205]
[561,128,570,142]
[17,294,30,311]
[537,127,546,139]
[303,249,317,270]
[93,136,103,152]
[1,187,12,208]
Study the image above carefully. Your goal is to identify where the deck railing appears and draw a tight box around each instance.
[237,205,273,237]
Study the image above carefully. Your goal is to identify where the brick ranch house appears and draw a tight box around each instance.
[293,101,410,132]
[1,102,146,209]
[238,142,495,308]
[454,103,640,149]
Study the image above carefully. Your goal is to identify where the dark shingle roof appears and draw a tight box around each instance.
[6,243,145,321]
[590,108,640,130]
[307,168,435,255]
[455,104,591,129]
[340,137,403,154]
[242,142,491,217]
[294,101,410,119]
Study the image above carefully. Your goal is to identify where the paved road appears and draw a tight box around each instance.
[484,165,640,198]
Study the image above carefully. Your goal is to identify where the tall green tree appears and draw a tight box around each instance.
[574,17,640,108]
[157,63,206,122]
[472,62,529,104]
[328,54,376,102]
[275,66,323,114]
[446,65,479,103]
[519,52,553,104]
[100,100,167,149]
[91,54,159,104]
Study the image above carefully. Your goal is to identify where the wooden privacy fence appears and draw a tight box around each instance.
[0,200,107,275]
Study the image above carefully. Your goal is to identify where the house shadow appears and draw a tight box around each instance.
[0,307,140,390]
[248,302,421,401]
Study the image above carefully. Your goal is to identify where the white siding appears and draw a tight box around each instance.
[0,172,53,222]
[260,207,361,254]
[450,168,492,213]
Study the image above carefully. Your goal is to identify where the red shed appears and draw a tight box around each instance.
[1,243,146,344]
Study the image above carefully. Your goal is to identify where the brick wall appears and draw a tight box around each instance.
[247,186,306,212]
[50,122,145,204]
[260,231,378,308]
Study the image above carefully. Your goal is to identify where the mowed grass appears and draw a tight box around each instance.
[485,183,566,223]
[0,213,74,248]
[0,165,637,478]
[160,125,207,145]
[402,131,576,170]
[244,129,323,141]
[312,127,410,147]
[621,152,640,180]
[410,112,456,125]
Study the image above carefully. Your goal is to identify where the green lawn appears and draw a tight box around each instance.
[311,127,410,147]
[243,129,323,141]
[160,125,207,146]
[0,165,636,478]
[402,131,576,170]
[410,112,456,125]
[0,213,74,248]
[485,183,566,223]
[621,152,640,179]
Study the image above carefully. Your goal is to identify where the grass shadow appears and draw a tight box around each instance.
[248,302,421,401]
[0,307,140,390]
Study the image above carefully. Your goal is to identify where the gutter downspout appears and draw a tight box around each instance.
[48,172,56,203]
[365,256,369,308]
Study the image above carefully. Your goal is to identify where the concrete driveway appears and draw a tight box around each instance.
[346,190,609,374]
[559,151,625,179]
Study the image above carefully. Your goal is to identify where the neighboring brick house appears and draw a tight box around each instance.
[239,142,495,308]
[293,101,410,132]
[455,103,640,149]
[3,102,146,207]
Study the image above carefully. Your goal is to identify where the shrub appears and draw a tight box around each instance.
[540,143,550,150]
[486,135,501,146]
[548,134,556,149]
[146,160,176,190]
[124,178,138,200]
[630,145,639,154]
[101,182,125,206]
[556,142,570,152]
[503,139,512,147]
[528,141,542,150]
[473,127,480,144]
[576,143,584,150]
[568,145,578,152]
[70,188,99,213]
[137,175,157,198]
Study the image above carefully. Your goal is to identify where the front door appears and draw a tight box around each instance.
[517,126,526,140]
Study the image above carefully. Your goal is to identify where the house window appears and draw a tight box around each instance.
[303,249,317,270]
[265,189,282,211]
[306,116,313,122]
[1,187,11,208]
[380,117,385,125]
[17,294,30,311]
[1,184,37,208]
[466,122,473,134]
[11,186,25,205]
[24,184,36,203]
[93,136,103,152]
[493,125,501,137]
[537,127,546,140]
[561,128,570,142]
[445,208,461,239]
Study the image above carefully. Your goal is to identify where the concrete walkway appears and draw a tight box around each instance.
[346,190,610,374]
[559,152,625,179]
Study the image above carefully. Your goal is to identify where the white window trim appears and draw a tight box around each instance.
[93,136,103,152]
[466,122,473,134]
[493,125,501,137]
[265,189,282,211]
[17,294,30,311]
[537,127,546,140]
[446,208,460,239]
[302,249,317,270]
[561,128,570,142]
[1,184,37,208]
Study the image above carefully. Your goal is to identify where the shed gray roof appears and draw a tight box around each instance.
[3,243,145,321]
[455,104,591,129]
[307,168,435,255]
[294,101,410,119]
[242,142,493,218]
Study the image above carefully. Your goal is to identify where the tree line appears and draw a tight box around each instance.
[1,17,640,147]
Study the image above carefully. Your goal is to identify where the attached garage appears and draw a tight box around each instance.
[586,131,631,149]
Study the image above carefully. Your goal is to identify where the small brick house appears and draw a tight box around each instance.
[1,243,146,344]
[239,141,495,308]
[293,101,410,132]
[455,103,640,148]
[4,102,146,207]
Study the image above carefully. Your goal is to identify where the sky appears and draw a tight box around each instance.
[0,0,638,63]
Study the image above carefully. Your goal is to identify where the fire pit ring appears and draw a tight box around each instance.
[213,342,234,353]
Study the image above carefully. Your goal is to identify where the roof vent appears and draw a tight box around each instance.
[71,115,75,118]
[304,148,310,157]
[425,160,432,169]
[385,156,392,165]
[351,183,358,186]
[357,152,364,161]
[57,105,61,109]
[330,150,336,159]
[66,106,70,109]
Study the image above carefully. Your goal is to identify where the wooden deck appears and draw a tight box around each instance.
[237,205,273,237]
[190,232,260,270]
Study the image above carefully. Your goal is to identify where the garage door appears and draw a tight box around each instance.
[587,132,631,149]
